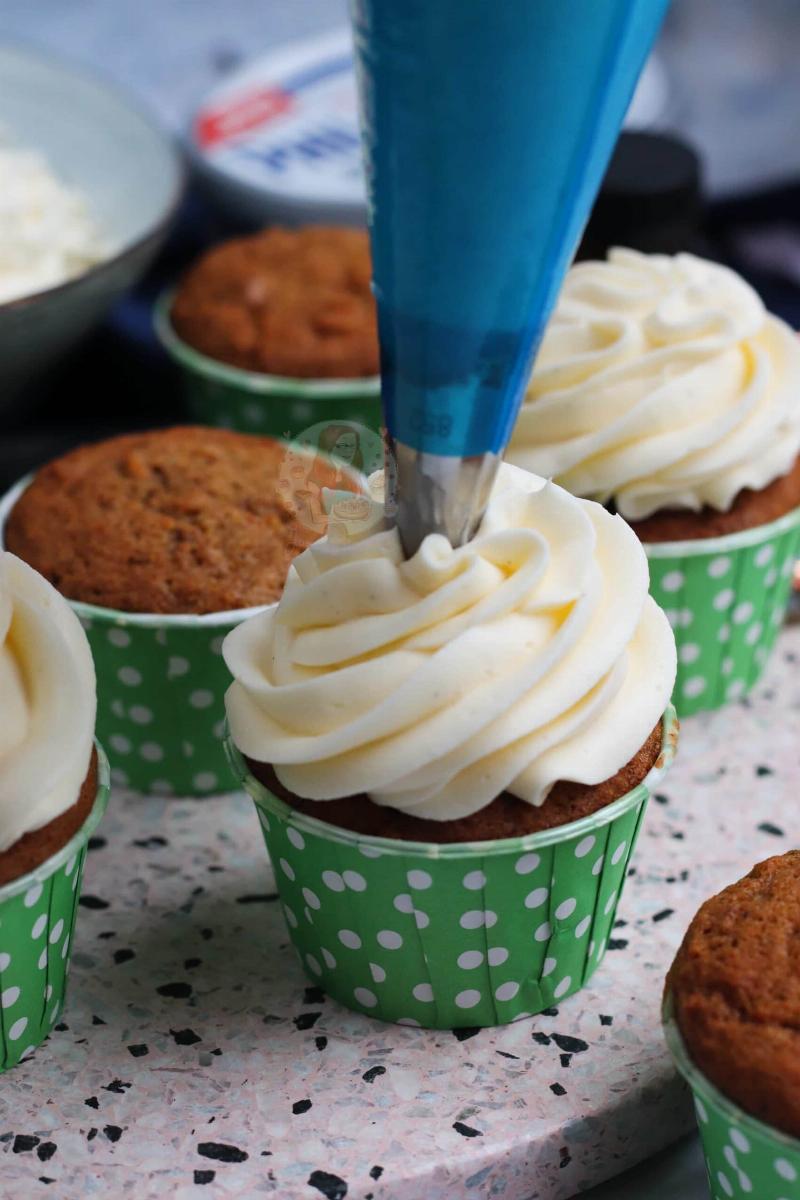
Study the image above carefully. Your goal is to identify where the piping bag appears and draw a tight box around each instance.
[351,0,670,555]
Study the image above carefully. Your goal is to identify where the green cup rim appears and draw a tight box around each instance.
[644,503,800,559]
[0,739,111,901]
[154,289,382,399]
[226,703,678,860]
[662,990,800,1155]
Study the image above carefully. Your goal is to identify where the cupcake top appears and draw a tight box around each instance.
[224,463,676,821]
[0,552,96,854]
[667,852,800,1138]
[5,427,352,615]
[508,248,800,520]
[171,226,379,378]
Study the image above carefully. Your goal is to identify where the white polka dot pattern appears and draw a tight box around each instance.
[487,947,508,967]
[524,887,548,910]
[353,987,377,1008]
[85,611,244,795]
[495,981,519,1002]
[458,951,483,970]
[338,930,361,949]
[661,570,684,593]
[678,1058,800,1199]
[0,805,98,1070]
[514,853,540,875]
[648,518,800,718]
[462,870,487,891]
[245,722,668,1029]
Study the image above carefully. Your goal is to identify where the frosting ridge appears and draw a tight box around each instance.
[224,464,676,821]
[508,248,800,519]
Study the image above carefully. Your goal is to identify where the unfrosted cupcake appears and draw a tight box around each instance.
[2,426,352,795]
[172,226,378,378]
[0,551,108,1071]
[663,853,800,1193]
[508,248,800,714]
[157,226,381,439]
[224,464,678,1029]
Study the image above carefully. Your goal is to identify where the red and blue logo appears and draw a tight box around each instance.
[195,53,353,150]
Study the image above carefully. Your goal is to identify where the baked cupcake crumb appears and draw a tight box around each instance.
[246,721,663,844]
[5,426,350,614]
[628,454,800,542]
[667,851,800,1138]
[171,226,379,378]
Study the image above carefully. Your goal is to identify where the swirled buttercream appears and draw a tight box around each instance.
[224,464,676,821]
[508,248,800,520]
[0,553,96,852]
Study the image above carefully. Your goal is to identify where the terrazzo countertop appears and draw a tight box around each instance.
[1,632,799,1199]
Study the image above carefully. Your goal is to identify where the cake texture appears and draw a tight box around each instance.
[225,462,677,830]
[5,426,350,615]
[630,452,800,542]
[171,226,379,378]
[246,720,663,843]
[667,851,800,1139]
[508,248,800,528]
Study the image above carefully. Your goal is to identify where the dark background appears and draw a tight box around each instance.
[2,0,799,486]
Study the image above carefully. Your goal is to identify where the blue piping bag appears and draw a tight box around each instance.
[351,0,670,553]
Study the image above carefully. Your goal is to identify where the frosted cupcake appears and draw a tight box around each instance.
[0,552,108,1071]
[224,465,677,1028]
[508,248,800,715]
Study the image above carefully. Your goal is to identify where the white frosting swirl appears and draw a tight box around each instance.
[224,465,676,822]
[508,248,800,520]
[0,553,96,854]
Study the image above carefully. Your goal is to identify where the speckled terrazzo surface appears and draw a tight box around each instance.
[2,633,799,1199]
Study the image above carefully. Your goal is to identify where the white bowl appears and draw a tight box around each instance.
[0,43,185,401]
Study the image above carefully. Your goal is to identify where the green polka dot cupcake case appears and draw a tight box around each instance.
[154,292,383,441]
[75,604,263,796]
[0,475,265,797]
[646,507,800,718]
[227,707,677,1030]
[0,744,110,1073]
[663,999,800,1200]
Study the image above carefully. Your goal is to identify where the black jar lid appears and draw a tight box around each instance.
[578,131,704,259]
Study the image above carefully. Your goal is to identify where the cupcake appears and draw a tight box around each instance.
[664,853,800,1194]
[507,248,800,716]
[1,426,354,796]
[225,463,678,1028]
[156,226,381,439]
[0,551,109,1071]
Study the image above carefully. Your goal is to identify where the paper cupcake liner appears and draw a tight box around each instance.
[74,603,259,796]
[646,506,800,718]
[226,706,677,1030]
[0,476,263,796]
[154,291,382,441]
[1,452,363,797]
[663,996,800,1199]
[0,742,110,1073]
